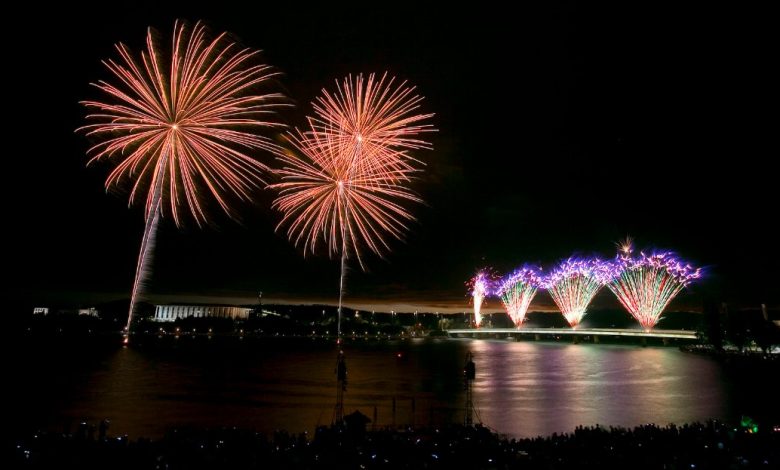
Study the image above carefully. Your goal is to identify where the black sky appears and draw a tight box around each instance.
[5,2,777,312]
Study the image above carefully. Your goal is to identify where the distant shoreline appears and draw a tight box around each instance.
[680,344,779,362]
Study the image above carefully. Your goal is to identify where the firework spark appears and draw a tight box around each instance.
[467,269,499,328]
[273,130,422,266]
[311,73,435,176]
[272,73,434,338]
[496,267,543,327]
[79,21,286,334]
[607,250,701,330]
[616,236,634,256]
[544,258,612,328]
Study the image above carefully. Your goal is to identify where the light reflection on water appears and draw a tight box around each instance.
[10,337,768,438]
[468,340,727,436]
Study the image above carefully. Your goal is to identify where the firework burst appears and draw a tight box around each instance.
[496,267,543,327]
[272,73,434,338]
[544,258,613,328]
[79,21,286,334]
[467,269,500,328]
[310,73,434,176]
[273,129,422,266]
[607,250,701,330]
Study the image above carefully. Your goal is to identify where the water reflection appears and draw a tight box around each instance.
[469,340,729,436]
[10,337,755,438]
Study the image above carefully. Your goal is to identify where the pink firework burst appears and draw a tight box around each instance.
[273,129,422,267]
[310,73,435,176]
[79,21,287,335]
[272,73,435,338]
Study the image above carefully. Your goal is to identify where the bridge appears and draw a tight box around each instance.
[445,327,698,341]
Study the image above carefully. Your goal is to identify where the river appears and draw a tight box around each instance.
[8,336,776,438]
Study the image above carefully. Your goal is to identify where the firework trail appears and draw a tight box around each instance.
[544,258,613,328]
[273,130,422,335]
[496,267,543,327]
[467,269,499,328]
[272,73,434,338]
[79,21,286,335]
[607,243,701,330]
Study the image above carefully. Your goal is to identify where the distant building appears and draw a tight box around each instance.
[79,307,98,317]
[153,305,251,322]
[78,308,99,317]
[32,307,98,316]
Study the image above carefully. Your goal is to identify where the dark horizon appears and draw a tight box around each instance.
[5,2,777,313]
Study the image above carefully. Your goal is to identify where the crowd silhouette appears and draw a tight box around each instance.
[9,419,777,469]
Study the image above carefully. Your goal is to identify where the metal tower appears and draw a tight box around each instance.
[464,351,476,426]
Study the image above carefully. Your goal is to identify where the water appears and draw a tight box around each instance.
[8,336,776,438]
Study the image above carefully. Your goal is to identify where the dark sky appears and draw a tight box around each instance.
[5,2,776,312]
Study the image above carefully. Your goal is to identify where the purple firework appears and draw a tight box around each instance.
[607,249,701,330]
[495,266,544,327]
[543,258,614,327]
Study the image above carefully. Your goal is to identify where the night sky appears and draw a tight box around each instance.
[5,3,776,313]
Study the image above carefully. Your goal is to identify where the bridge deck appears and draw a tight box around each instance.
[445,327,697,340]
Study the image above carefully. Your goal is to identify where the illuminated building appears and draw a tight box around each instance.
[153,305,251,322]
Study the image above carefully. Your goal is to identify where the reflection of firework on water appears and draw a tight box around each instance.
[79,21,286,334]
[467,269,499,328]
[607,250,701,330]
[544,258,613,328]
[496,267,543,327]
